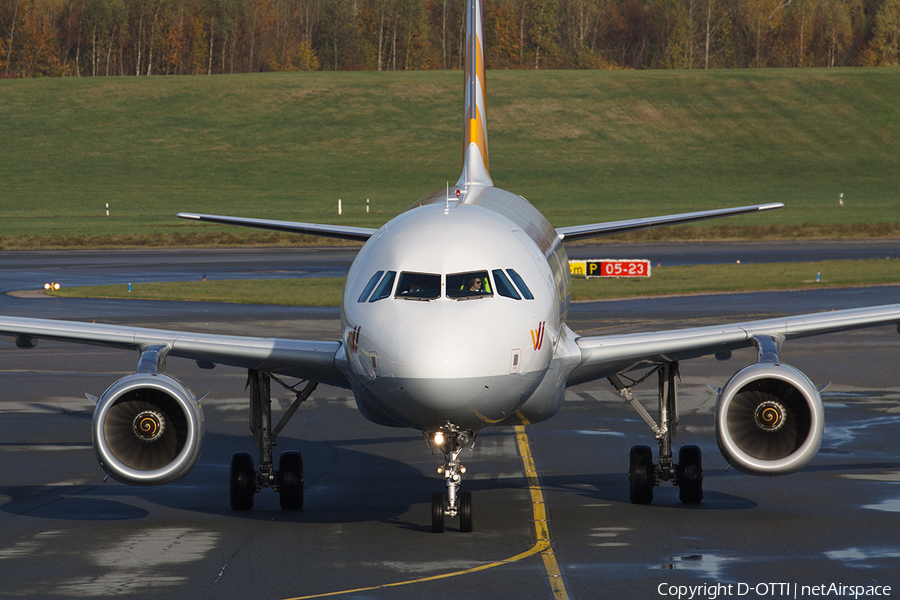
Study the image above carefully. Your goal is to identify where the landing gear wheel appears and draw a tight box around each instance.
[431,492,445,533]
[230,452,256,511]
[459,491,473,533]
[678,445,703,504]
[629,445,654,504]
[278,451,304,510]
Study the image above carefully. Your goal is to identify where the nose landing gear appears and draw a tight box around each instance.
[427,425,476,533]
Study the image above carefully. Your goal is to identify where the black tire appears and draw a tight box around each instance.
[459,491,473,533]
[230,452,256,511]
[431,492,445,533]
[678,445,704,504]
[628,445,654,504]
[279,451,305,510]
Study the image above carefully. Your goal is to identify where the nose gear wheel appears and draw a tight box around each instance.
[428,424,476,533]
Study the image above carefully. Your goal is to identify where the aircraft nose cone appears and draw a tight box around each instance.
[375,315,520,429]
[392,316,497,378]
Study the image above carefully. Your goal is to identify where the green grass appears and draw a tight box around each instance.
[1,69,899,248]
[48,258,900,305]
[51,278,345,306]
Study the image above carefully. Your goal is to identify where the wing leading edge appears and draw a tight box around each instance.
[568,303,900,385]
[555,203,784,242]
[0,316,349,388]
[179,202,781,245]
[177,213,376,242]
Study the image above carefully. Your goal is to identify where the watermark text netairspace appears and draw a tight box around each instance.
[657,582,892,600]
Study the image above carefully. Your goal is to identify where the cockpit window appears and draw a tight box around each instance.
[506,269,534,300]
[447,270,492,299]
[492,269,520,299]
[369,270,396,302]
[358,271,384,302]
[395,272,441,300]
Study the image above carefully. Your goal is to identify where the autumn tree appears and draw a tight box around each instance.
[485,0,523,67]
[649,0,691,68]
[1,0,897,75]
[1,0,16,75]
[592,1,626,67]
[319,0,360,69]
[157,1,190,74]
[528,0,559,67]
[742,0,791,66]
[700,0,737,67]
[867,0,900,63]
[6,0,68,76]
[557,0,602,67]
[429,0,465,68]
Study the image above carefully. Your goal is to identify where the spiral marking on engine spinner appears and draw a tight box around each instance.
[755,401,785,432]
[134,410,165,441]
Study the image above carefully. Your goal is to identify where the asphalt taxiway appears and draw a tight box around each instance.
[1,246,899,599]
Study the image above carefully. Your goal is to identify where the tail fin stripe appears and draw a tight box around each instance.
[458,0,492,187]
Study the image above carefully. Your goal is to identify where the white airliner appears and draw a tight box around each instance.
[2,0,900,534]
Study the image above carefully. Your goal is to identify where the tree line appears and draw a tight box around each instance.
[2,0,899,78]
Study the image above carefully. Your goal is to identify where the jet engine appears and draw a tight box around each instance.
[92,372,204,486]
[715,362,824,476]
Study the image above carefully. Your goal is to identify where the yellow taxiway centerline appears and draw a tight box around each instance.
[280,424,569,600]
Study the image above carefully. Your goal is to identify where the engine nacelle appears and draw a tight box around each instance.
[715,362,824,476]
[92,372,204,486]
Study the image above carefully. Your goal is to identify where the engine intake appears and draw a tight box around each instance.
[715,362,824,475]
[92,372,204,486]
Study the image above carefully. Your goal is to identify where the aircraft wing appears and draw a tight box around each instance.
[177,213,376,242]
[568,303,900,385]
[0,316,349,388]
[555,203,783,242]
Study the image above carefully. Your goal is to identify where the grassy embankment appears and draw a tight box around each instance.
[2,68,900,250]
[51,258,900,305]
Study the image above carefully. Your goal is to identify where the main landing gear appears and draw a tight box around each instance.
[609,362,703,505]
[230,369,318,511]
[427,424,476,533]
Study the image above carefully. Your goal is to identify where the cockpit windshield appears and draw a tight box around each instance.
[358,270,384,302]
[359,268,532,303]
[506,268,534,300]
[446,271,492,299]
[368,271,396,302]
[491,269,520,299]
[395,272,441,300]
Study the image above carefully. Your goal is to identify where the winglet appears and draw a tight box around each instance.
[456,0,492,188]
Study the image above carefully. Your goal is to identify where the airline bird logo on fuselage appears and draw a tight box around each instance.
[531,321,545,351]
[348,325,361,353]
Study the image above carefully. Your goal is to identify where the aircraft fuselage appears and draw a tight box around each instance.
[339,183,572,431]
